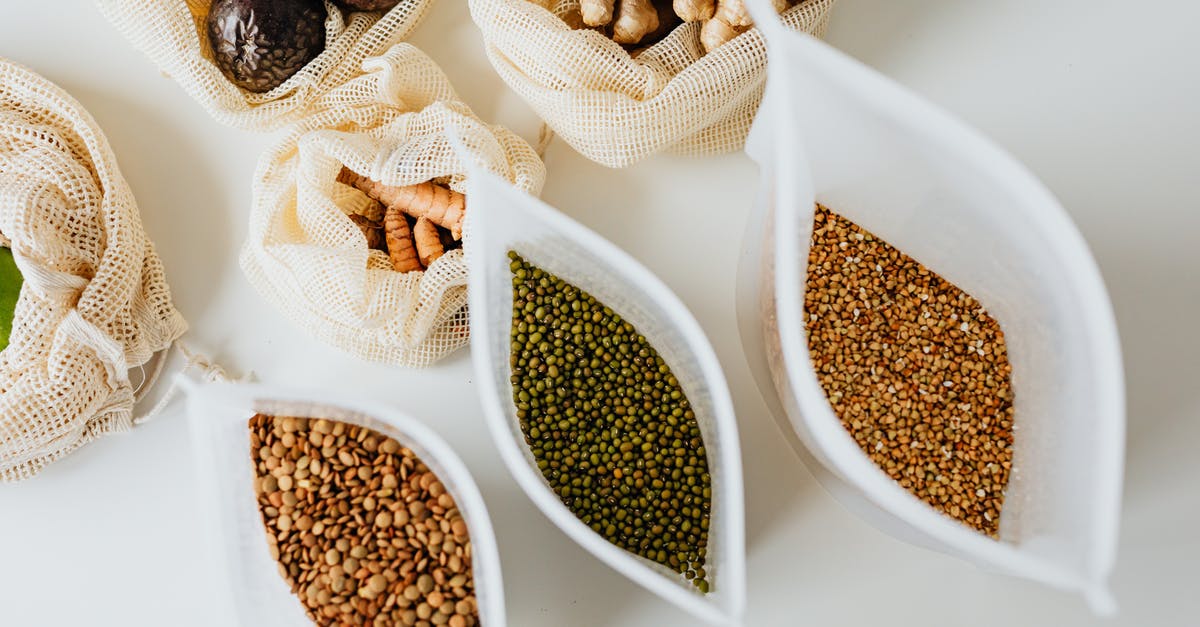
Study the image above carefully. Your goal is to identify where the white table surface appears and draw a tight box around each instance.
[2,1,1197,625]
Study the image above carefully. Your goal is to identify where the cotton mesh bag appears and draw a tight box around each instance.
[241,44,546,367]
[0,59,189,481]
[97,0,436,131]
[469,0,836,167]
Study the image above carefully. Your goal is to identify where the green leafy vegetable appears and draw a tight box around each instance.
[0,247,22,352]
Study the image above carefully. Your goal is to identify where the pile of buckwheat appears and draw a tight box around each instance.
[805,205,1015,537]
[250,414,478,626]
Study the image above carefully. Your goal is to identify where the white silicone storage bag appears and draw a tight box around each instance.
[184,382,506,626]
[462,165,746,625]
[737,0,1124,613]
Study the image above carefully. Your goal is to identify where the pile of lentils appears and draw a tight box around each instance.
[507,251,713,592]
[250,414,479,626]
[804,205,1015,537]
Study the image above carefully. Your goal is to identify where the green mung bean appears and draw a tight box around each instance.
[507,251,712,592]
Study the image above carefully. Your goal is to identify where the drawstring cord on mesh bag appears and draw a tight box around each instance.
[535,122,555,159]
[3,243,211,427]
[133,341,249,425]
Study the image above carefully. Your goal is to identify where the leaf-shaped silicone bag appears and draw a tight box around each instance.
[462,165,746,625]
[736,0,1124,613]
[183,381,506,626]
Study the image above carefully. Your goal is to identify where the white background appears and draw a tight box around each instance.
[2,0,1198,625]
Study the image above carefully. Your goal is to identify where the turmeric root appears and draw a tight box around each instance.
[613,0,659,44]
[674,0,714,22]
[336,167,366,191]
[383,181,466,241]
[340,167,415,209]
[338,168,466,240]
[413,217,445,268]
[384,206,422,273]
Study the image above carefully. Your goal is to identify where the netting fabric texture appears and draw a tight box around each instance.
[97,0,437,131]
[470,0,836,167]
[0,59,188,481]
[241,45,546,367]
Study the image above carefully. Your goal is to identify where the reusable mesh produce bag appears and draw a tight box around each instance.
[469,0,836,167]
[241,44,546,367]
[97,0,436,131]
[0,59,188,481]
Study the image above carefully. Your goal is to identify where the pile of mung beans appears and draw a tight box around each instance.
[507,251,714,592]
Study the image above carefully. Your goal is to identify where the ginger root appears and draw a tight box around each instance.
[699,10,745,52]
[717,0,754,28]
[413,217,445,268]
[700,0,788,53]
[384,207,421,273]
[564,0,795,52]
[581,0,616,27]
[613,0,660,45]
[674,0,714,22]
[581,0,665,46]
[634,0,683,53]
